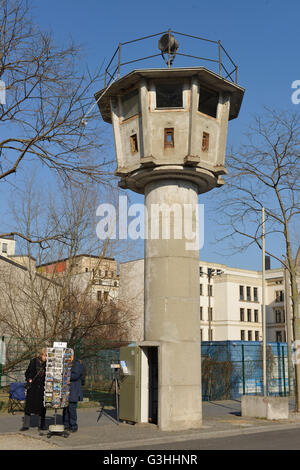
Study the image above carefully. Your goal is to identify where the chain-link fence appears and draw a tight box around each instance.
[0,337,128,411]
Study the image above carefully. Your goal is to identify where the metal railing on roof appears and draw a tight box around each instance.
[104,29,238,87]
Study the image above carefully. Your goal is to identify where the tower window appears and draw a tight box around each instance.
[156,83,183,108]
[164,128,174,148]
[202,132,209,152]
[130,134,138,154]
[121,88,139,121]
[198,86,219,118]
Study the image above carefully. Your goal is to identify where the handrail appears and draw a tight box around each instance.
[104,30,239,86]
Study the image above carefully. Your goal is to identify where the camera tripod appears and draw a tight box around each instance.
[97,368,120,425]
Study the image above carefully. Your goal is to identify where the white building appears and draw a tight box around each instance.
[119,258,299,343]
[0,236,15,257]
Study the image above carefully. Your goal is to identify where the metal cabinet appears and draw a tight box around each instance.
[119,346,141,423]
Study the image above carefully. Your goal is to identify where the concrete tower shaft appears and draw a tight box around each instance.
[95,35,244,431]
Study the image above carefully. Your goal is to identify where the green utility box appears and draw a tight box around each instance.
[119,345,141,423]
[119,344,159,425]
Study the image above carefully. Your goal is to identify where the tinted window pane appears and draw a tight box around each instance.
[121,89,139,120]
[198,86,219,118]
[156,83,183,108]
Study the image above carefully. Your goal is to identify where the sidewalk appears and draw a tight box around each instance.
[1,400,300,450]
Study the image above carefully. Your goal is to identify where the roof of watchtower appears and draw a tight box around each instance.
[95,67,245,123]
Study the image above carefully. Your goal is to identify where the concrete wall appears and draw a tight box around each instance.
[119,259,144,342]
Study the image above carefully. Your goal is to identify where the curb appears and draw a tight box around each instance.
[54,421,300,450]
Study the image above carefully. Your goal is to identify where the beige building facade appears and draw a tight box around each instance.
[37,255,119,303]
[119,258,299,344]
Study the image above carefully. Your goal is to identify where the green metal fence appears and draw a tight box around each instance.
[0,337,295,405]
[201,341,293,400]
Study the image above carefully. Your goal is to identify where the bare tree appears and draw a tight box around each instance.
[215,108,300,407]
[0,0,112,193]
[0,179,136,375]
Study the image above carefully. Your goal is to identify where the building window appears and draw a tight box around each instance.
[275,291,284,302]
[276,331,283,342]
[254,309,259,323]
[275,310,281,323]
[103,292,109,302]
[208,329,213,341]
[202,132,210,152]
[240,308,244,322]
[241,330,245,341]
[200,329,203,342]
[164,128,175,148]
[246,286,251,301]
[247,309,251,322]
[239,285,244,300]
[130,134,138,154]
[121,88,139,121]
[97,291,102,302]
[253,287,258,302]
[208,284,213,297]
[85,268,88,273]
[248,330,252,341]
[2,243,7,253]
[156,82,183,108]
[200,306,203,321]
[105,270,108,277]
[255,331,260,341]
[198,86,219,118]
[208,307,213,321]
[98,270,101,276]
[200,284,203,296]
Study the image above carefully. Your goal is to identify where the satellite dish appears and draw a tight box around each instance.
[158,32,179,66]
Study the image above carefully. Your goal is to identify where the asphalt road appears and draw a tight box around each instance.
[131,427,300,450]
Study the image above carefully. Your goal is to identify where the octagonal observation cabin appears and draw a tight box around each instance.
[95,30,245,195]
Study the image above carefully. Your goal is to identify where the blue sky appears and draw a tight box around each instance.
[1,0,299,270]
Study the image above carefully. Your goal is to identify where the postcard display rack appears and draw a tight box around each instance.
[44,343,73,437]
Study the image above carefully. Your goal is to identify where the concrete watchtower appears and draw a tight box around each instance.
[95,31,244,431]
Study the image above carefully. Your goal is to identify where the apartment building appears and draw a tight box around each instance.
[37,255,119,303]
[118,258,299,343]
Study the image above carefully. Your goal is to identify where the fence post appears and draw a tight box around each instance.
[0,336,5,388]
[282,345,286,397]
[242,344,246,395]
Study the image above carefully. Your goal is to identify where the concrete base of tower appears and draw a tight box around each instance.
[158,341,202,431]
[144,178,202,432]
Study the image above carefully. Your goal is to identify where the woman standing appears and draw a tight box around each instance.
[20,348,47,431]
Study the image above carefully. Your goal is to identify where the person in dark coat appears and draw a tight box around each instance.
[63,354,85,432]
[20,348,47,431]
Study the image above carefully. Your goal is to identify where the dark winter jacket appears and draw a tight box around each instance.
[24,357,46,415]
[69,360,85,403]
